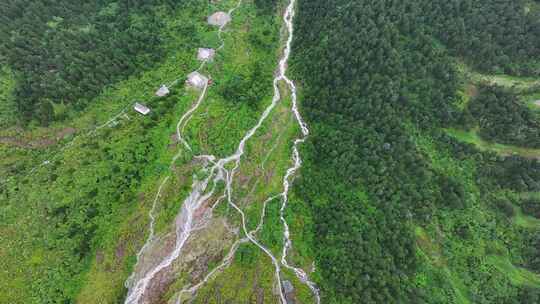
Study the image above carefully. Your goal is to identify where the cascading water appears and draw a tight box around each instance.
[275,1,321,302]
[124,0,320,303]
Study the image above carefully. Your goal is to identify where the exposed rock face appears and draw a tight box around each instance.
[141,266,177,304]
[126,217,236,304]
[282,280,296,304]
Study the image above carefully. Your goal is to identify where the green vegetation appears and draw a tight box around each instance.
[424,0,540,76]
[0,66,17,126]
[2,0,540,303]
[1,0,169,125]
[446,128,540,158]
[461,84,540,148]
[486,255,540,287]
[291,0,540,303]
[1,0,305,303]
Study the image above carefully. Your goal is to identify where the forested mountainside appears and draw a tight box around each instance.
[0,0,170,125]
[292,0,540,303]
[1,0,540,303]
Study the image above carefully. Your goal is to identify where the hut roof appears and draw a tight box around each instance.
[197,48,216,61]
[208,11,231,27]
[134,102,151,115]
[156,85,170,97]
[186,71,208,90]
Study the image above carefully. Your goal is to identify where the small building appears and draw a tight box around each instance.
[134,102,151,115]
[156,85,170,97]
[535,100,540,107]
[186,71,209,90]
[197,48,216,61]
[208,12,231,27]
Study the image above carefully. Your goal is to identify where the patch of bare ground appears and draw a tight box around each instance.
[168,133,180,150]
[0,127,76,149]
[131,217,236,304]
[191,262,274,304]
[466,84,478,99]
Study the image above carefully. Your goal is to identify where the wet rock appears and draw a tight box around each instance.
[282,280,296,304]
[127,217,236,304]
[282,280,294,294]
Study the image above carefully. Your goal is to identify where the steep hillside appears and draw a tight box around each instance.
[2,0,540,303]
[291,0,540,303]
[1,0,320,303]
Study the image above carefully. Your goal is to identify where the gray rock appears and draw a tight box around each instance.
[282,280,294,294]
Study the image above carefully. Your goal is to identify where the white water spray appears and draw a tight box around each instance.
[275,1,321,303]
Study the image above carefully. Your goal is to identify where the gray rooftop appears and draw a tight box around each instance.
[208,11,231,27]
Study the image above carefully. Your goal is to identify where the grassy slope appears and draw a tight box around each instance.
[411,128,540,302]
[411,64,540,301]
[76,0,316,303]
[1,1,223,303]
[450,64,540,159]
[418,62,540,297]
[446,128,540,159]
[171,3,318,303]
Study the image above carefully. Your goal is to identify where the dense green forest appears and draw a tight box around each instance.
[292,0,540,303]
[424,0,540,75]
[464,85,540,148]
[0,0,173,125]
[1,0,540,303]
[0,0,287,303]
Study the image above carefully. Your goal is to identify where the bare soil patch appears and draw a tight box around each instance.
[0,127,76,149]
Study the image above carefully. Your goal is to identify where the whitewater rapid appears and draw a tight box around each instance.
[276,1,321,302]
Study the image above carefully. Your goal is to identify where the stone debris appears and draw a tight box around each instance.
[282,280,294,294]
[282,280,296,304]
[197,48,216,61]
[186,71,209,90]
[207,11,231,27]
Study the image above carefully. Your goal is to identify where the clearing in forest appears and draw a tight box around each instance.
[445,128,540,159]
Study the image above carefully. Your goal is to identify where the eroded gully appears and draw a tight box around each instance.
[124,0,320,303]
